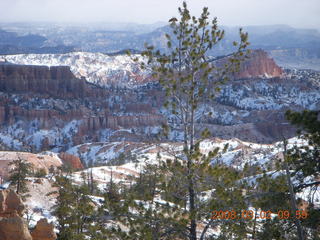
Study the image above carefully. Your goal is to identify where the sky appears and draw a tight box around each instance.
[0,0,319,29]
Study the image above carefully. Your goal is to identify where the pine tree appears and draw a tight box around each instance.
[127,2,250,239]
[285,110,320,239]
[252,110,320,239]
[50,175,76,240]
[50,174,96,240]
[8,153,32,194]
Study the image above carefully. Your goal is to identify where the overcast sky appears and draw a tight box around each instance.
[0,0,319,29]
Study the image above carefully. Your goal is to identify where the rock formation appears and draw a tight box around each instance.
[214,49,283,79]
[0,189,32,240]
[235,49,283,79]
[0,212,33,240]
[31,219,57,240]
[0,49,318,152]
[0,189,25,216]
[0,189,56,240]
[0,64,84,98]
[58,152,83,169]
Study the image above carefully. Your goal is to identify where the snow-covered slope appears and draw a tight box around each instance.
[0,52,150,88]
[65,136,319,209]
[1,136,317,234]
[65,137,300,168]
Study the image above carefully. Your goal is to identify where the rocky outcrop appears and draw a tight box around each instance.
[214,49,283,79]
[0,50,318,152]
[0,189,25,216]
[0,52,150,88]
[0,189,32,240]
[235,49,283,79]
[0,212,33,240]
[0,189,56,240]
[31,219,57,240]
[58,152,83,169]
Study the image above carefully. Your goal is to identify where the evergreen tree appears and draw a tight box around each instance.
[50,174,97,240]
[50,175,76,240]
[127,2,250,239]
[253,110,320,239]
[8,153,32,194]
[285,110,320,239]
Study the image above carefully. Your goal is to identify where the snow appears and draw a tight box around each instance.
[67,142,124,165]
[241,171,320,208]
[217,79,320,112]
[23,178,58,228]
[0,133,23,150]
[0,119,82,151]
[297,186,320,207]
[72,165,140,190]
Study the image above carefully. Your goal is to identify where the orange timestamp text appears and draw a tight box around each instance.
[211,210,308,220]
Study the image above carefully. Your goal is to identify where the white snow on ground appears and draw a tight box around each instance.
[218,81,320,111]
[241,170,320,208]
[297,186,320,207]
[67,142,125,165]
[65,137,310,171]
[72,164,140,190]
[66,141,170,166]
[23,178,58,227]
[0,119,83,151]
[0,133,23,149]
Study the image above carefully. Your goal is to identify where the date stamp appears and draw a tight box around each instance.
[211,210,308,220]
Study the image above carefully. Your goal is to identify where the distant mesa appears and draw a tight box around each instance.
[236,49,283,79]
[213,49,284,80]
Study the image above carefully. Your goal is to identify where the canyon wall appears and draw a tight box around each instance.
[0,64,85,98]
[0,63,106,98]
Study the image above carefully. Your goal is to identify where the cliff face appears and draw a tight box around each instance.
[235,50,283,79]
[214,49,283,79]
[0,64,87,98]
[0,64,107,99]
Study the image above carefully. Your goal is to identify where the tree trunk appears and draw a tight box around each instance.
[17,162,21,194]
[283,140,305,240]
[188,162,197,240]
[252,207,258,239]
[188,89,197,240]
